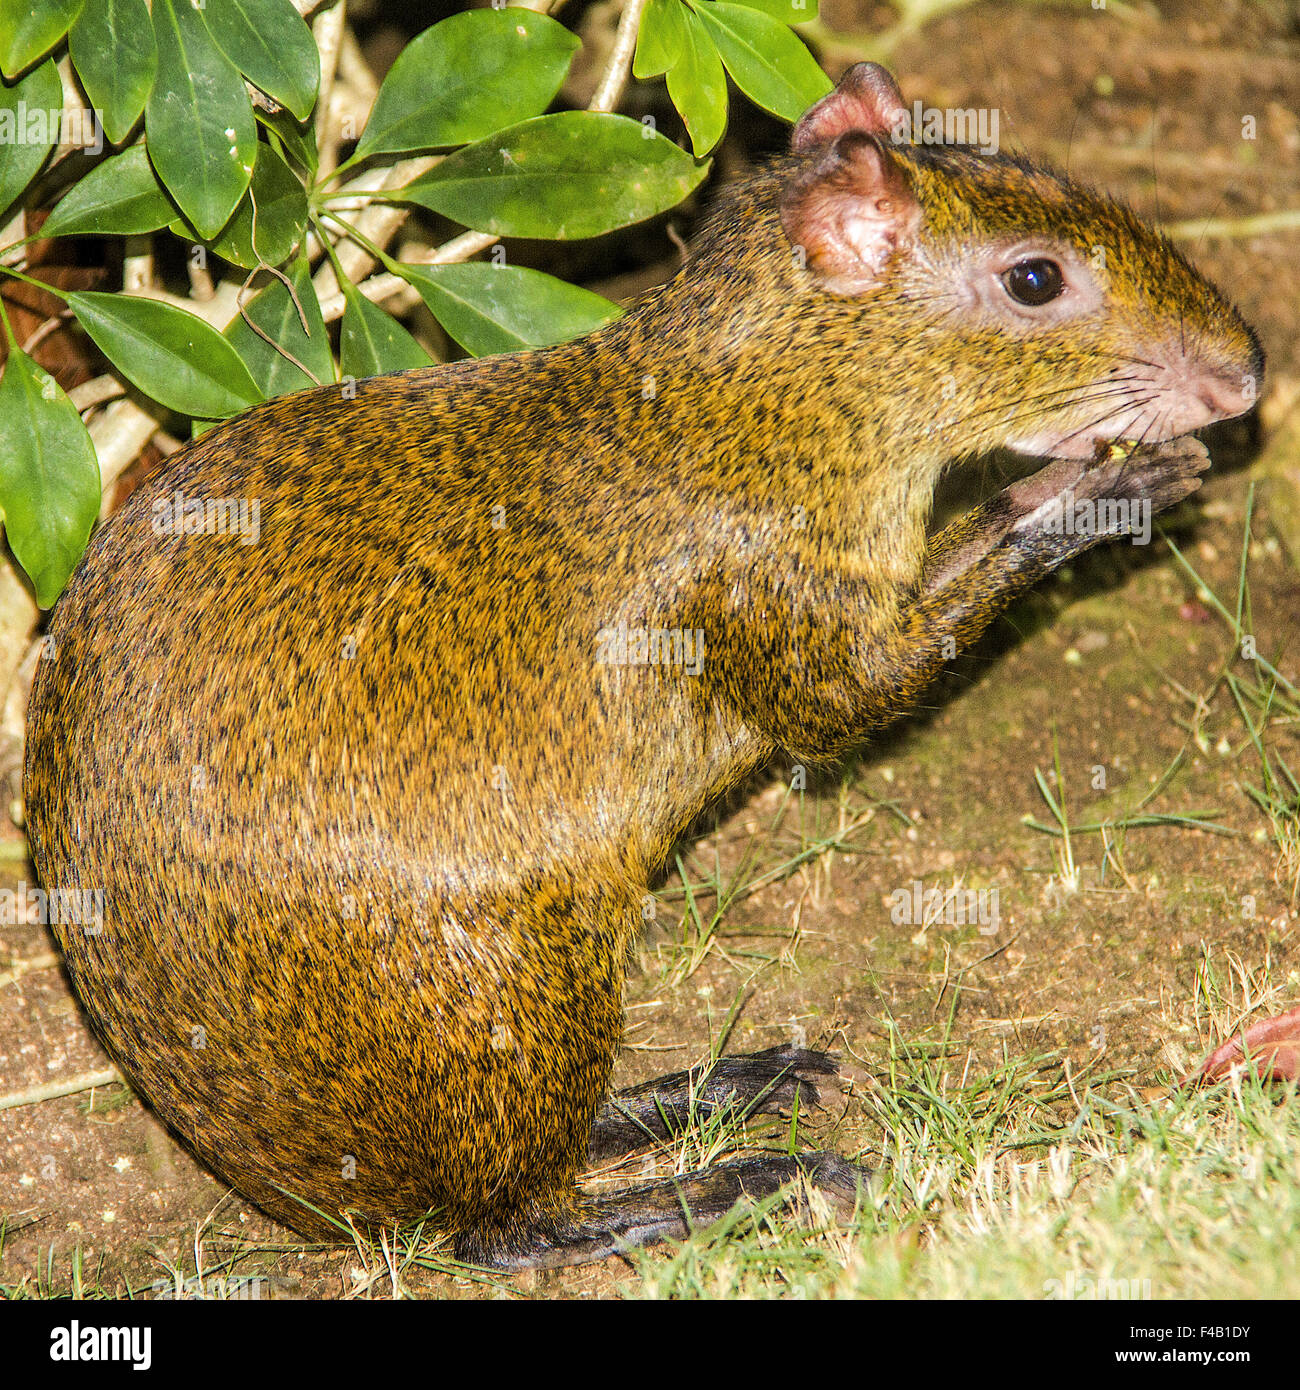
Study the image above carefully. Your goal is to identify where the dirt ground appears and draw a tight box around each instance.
[2,0,1298,1299]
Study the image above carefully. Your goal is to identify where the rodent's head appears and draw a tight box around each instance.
[779,64,1264,461]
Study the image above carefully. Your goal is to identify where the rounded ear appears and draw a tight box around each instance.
[780,132,922,295]
[791,63,908,154]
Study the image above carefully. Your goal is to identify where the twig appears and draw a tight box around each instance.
[68,374,126,413]
[590,0,649,113]
[313,0,347,177]
[0,1068,124,1111]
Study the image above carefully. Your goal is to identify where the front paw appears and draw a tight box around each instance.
[1083,436,1212,515]
[1011,436,1210,545]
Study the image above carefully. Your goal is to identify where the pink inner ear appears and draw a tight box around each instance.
[792,63,908,153]
[780,134,922,296]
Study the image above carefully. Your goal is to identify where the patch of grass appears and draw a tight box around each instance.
[332,1218,501,1301]
[622,1008,1300,1299]
[1023,736,1236,889]
[1160,488,1300,903]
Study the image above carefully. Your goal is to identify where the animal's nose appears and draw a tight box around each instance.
[1195,371,1253,421]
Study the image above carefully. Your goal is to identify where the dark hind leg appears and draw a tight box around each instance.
[587,1044,842,1162]
[455,1150,867,1272]
[453,1046,867,1271]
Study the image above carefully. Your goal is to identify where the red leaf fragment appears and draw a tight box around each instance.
[1185,1004,1300,1086]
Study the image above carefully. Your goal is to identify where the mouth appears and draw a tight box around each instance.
[1005,426,1162,460]
[1005,392,1251,461]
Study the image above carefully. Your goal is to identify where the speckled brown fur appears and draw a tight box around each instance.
[23,66,1261,1264]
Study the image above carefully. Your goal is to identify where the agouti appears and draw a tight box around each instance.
[24,63,1262,1270]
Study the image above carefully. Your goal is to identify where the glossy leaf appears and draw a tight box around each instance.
[66,290,262,418]
[68,0,157,144]
[0,0,84,78]
[257,103,317,174]
[225,254,333,397]
[204,0,320,123]
[399,263,621,358]
[689,1,830,122]
[0,347,100,607]
[729,0,819,22]
[667,8,728,156]
[0,60,61,219]
[338,281,432,378]
[634,0,689,79]
[171,143,307,269]
[400,112,710,240]
[353,8,578,162]
[40,144,175,237]
[147,0,257,238]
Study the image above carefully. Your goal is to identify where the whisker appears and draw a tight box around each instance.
[1097,351,1164,372]
[1051,394,1160,448]
[953,382,1153,432]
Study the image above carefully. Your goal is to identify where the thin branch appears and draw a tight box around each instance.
[0,1069,125,1111]
[313,0,347,177]
[590,0,649,113]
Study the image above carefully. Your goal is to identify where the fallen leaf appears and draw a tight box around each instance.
[1183,1004,1300,1087]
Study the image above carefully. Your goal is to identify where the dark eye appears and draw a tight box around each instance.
[1002,258,1065,306]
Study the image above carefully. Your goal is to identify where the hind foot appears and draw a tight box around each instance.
[455,1150,869,1272]
[587,1044,841,1163]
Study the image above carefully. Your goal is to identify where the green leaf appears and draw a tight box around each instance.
[0,0,84,78]
[338,280,432,378]
[40,144,175,237]
[634,0,688,79]
[0,59,61,219]
[68,0,157,144]
[147,0,257,239]
[171,142,307,269]
[399,263,621,358]
[353,8,578,162]
[399,112,710,241]
[257,103,317,174]
[209,143,307,268]
[0,347,100,607]
[203,0,320,123]
[225,253,333,397]
[66,290,262,418]
[667,8,727,157]
[728,0,819,23]
[689,1,829,122]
